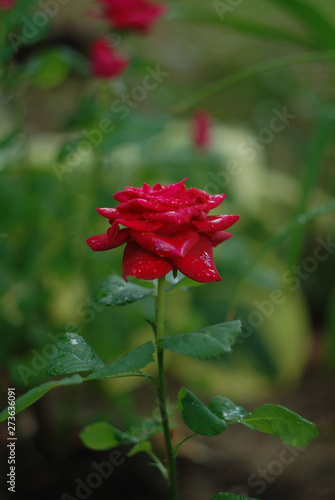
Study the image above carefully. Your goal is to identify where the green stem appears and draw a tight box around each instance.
[173,433,198,457]
[147,451,169,480]
[155,277,179,500]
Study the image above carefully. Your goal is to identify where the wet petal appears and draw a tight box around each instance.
[155,222,194,236]
[143,205,202,224]
[113,178,187,202]
[122,242,173,280]
[96,208,142,221]
[117,219,163,232]
[117,198,171,213]
[130,229,199,258]
[87,223,128,251]
[201,194,226,212]
[150,178,187,197]
[207,231,233,247]
[96,207,121,219]
[172,234,221,283]
[191,215,240,232]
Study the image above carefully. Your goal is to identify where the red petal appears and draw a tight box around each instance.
[113,178,187,203]
[117,198,171,213]
[152,178,187,197]
[172,234,221,283]
[87,224,128,251]
[122,242,173,280]
[130,230,199,258]
[117,219,163,232]
[155,222,194,236]
[97,207,120,219]
[191,215,240,232]
[143,205,202,224]
[97,207,141,220]
[208,231,232,247]
[201,194,226,212]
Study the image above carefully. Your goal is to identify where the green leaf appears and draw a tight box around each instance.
[168,4,311,48]
[172,50,335,114]
[80,422,120,451]
[208,396,248,423]
[47,333,105,376]
[111,427,139,446]
[286,108,335,267]
[212,493,258,500]
[0,129,21,149]
[178,388,227,436]
[87,342,155,380]
[158,320,241,359]
[127,441,152,457]
[242,404,319,447]
[268,0,335,49]
[27,49,70,89]
[0,375,83,422]
[96,275,154,307]
[165,270,185,286]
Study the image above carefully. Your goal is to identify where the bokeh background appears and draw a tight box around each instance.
[0,0,335,499]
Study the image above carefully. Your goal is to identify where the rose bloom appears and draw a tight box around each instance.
[0,0,15,9]
[91,37,129,79]
[193,110,211,151]
[95,0,166,32]
[87,179,239,283]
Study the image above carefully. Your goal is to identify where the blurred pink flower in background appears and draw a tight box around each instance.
[95,0,167,33]
[91,37,129,78]
[0,0,15,10]
[193,110,212,151]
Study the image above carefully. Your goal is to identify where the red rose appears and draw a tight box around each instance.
[91,37,129,79]
[96,0,166,33]
[87,179,239,283]
[193,110,211,151]
[0,0,15,9]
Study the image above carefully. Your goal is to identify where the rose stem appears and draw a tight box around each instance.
[155,276,179,500]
